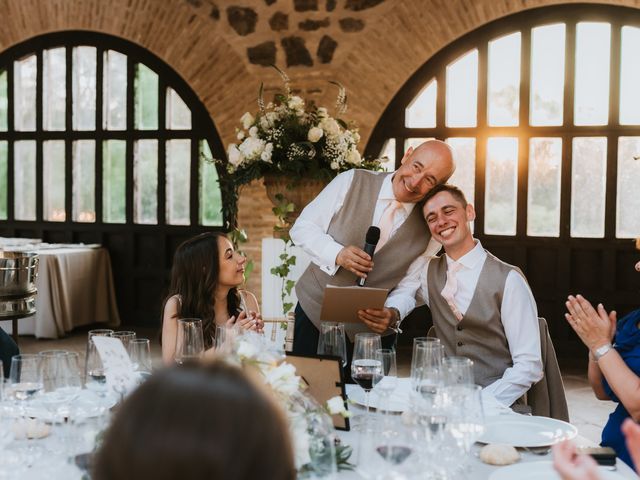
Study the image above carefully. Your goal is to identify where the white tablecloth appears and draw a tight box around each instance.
[0,245,120,338]
[338,384,638,479]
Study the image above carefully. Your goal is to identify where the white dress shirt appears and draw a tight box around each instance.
[290,169,440,276]
[387,240,543,407]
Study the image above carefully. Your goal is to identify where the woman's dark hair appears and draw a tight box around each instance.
[163,232,240,348]
[94,362,296,480]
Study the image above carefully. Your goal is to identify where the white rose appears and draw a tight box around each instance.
[346,149,362,165]
[227,144,244,169]
[320,117,340,136]
[317,107,328,118]
[307,127,324,143]
[260,149,272,163]
[241,112,254,130]
[326,396,347,415]
[236,130,245,141]
[264,363,300,396]
[248,126,258,138]
[238,137,265,161]
[237,340,258,359]
[330,161,340,170]
[288,95,305,111]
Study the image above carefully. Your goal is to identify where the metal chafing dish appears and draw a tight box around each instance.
[0,251,39,296]
[0,251,39,318]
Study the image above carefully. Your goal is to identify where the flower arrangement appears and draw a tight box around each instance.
[220,329,353,475]
[216,67,381,228]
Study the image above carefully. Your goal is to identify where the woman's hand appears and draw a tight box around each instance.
[552,441,600,480]
[234,311,262,332]
[565,294,616,351]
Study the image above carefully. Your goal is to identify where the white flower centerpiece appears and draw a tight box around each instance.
[216,67,382,230]
[221,329,353,477]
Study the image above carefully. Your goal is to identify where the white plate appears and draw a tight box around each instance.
[479,415,578,447]
[489,461,625,480]
[348,378,413,413]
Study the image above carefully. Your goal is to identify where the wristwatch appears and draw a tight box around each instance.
[592,343,613,361]
[388,307,403,334]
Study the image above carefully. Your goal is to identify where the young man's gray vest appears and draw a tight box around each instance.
[427,251,526,387]
[295,169,431,341]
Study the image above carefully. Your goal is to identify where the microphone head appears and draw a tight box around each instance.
[365,226,381,245]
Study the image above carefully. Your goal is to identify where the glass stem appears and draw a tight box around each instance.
[364,389,371,432]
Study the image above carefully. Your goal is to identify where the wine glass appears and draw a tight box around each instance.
[317,322,347,367]
[112,331,137,354]
[351,332,382,432]
[444,384,485,474]
[410,337,441,392]
[174,318,205,365]
[373,348,398,414]
[85,329,113,396]
[442,356,474,386]
[129,339,152,382]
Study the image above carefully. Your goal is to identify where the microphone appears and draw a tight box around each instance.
[356,226,380,287]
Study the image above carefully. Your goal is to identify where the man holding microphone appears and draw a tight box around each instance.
[290,140,455,364]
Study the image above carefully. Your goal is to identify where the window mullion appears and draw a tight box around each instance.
[95,46,104,225]
[7,61,14,221]
[35,50,43,222]
[125,56,134,225]
[64,46,73,226]
[158,76,167,226]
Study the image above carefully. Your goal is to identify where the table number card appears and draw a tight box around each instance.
[92,336,138,396]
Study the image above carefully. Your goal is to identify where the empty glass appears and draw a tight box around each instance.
[443,356,474,386]
[129,339,152,381]
[373,348,398,412]
[112,331,136,353]
[410,337,441,391]
[174,318,205,365]
[39,351,82,423]
[85,329,113,395]
[317,322,347,367]
[214,324,236,354]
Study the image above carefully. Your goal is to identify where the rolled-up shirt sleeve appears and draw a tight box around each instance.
[289,170,353,276]
[483,271,544,407]
[385,253,430,320]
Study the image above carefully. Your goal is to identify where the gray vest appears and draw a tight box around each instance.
[295,169,431,341]
[427,251,524,387]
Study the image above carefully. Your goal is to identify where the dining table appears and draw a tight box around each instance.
[2,379,637,480]
[0,239,121,339]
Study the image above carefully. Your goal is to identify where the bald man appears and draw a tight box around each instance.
[290,140,455,366]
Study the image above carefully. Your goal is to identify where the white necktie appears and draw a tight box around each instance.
[441,261,464,321]
[375,200,403,253]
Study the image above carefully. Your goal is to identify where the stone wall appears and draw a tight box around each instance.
[1,0,636,300]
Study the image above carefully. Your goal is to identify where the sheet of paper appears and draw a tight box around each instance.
[319,285,389,323]
[92,336,138,396]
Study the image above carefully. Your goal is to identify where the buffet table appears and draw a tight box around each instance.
[0,242,120,338]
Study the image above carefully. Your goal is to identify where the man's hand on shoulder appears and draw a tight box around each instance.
[336,245,374,279]
[358,307,396,334]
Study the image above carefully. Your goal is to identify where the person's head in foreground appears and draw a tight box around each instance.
[423,183,475,260]
[93,362,295,480]
[391,140,455,204]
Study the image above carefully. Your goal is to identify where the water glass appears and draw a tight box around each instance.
[112,331,137,353]
[373,348,398,407]
[443,356,474,386]
[444,384,485,473]
[129,339,152,381]
[8,354,43,403]
[175,318,205,365]
[39,351,82,425]
[317,322,347,367]
[410,337,441,391]
[85,329,114,395]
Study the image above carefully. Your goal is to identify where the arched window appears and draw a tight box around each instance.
[0,32,227,324]
[366,5,640,351]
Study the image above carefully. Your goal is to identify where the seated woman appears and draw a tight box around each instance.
[564,243,640,470]
[93,362,295,480]
[161,232,264,365]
